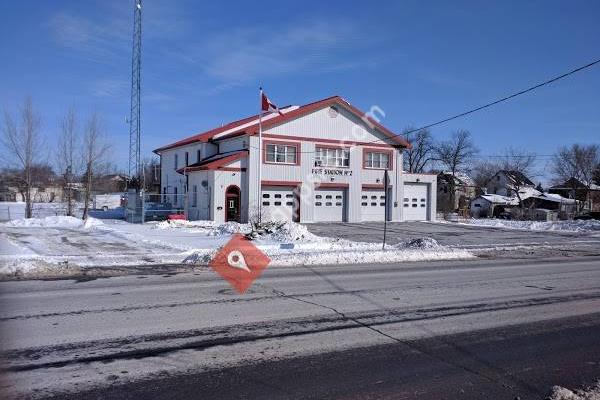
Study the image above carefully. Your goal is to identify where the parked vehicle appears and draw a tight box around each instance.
[94,193,126,211]
[574,211,600,221]
[144,202,177,221]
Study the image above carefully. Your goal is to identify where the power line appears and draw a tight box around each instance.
[250,57,600,154]
[400,57,600,137]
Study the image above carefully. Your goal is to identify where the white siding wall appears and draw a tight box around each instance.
[248,108,404,222]
[265,106,397,146]
[218,136,248,153]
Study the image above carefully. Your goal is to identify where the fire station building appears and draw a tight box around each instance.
[154,96,436,223]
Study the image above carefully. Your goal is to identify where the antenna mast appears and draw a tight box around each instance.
[128,0,142,187]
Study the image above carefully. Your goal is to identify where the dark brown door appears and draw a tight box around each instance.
[225,186,240,222]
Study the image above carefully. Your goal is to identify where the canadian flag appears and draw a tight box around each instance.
[261,91,283,115]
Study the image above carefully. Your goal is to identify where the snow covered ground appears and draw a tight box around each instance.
[457,218,600,233]
[0,217,472,278]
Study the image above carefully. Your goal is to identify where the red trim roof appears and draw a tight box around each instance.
[176,150,248,173]
[155,95,411,153]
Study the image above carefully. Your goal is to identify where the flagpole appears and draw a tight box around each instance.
[258,87,263,224]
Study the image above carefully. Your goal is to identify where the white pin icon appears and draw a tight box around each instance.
[227,250,250,272]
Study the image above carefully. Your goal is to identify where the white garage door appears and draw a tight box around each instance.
[261,186,297,221]
[403,183,428,221]
[314,189,346,222]
[361,190,387,221]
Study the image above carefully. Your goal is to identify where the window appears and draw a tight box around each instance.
[265,143,297,164]
[274,194,282,198]
[174,154,178,169]
[316,195,322,199]
[336,202,342,206]
[361,202,368,206]
[325,195,332,199]
[285,194,294,198]
[315,202,322,206]
[286,202,293,206]
[364,151,390,169]
[197,149,202,163]
[362,195,367,200]
[315,147,350,167]
[185,152,189,166]
[274,201,282,206]
[326,202,332,206]
[262,194,270,198]
[371,202,377,206]
[192,185,198,207]
[262,201,270,206]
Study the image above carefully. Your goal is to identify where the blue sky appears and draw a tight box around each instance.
[1,0,599,180]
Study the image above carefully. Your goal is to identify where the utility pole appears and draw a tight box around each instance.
[128,0,142,189]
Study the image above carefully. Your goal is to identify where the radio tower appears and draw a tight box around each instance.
[128,0,142,187]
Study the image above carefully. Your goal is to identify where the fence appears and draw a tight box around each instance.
[125,191,188,223]
[0,202,74,222]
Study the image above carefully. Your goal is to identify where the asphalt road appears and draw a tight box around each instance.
[1,257,600,398]
[308,221,600,257]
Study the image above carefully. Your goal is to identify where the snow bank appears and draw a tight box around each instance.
[461,218,600,233]
[548,381,600,400]
[0,258,82,278]
[3,216,103,229]
[153,220,315,241]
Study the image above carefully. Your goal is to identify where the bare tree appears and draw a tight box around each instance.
[403,127,435,173]
[435,130,478,208]
[81,113,110,220]
[498,147,538,215]
[1,98,43,218]
[57,107,79,216]
[552,144,600,212]
[472,160,499,190]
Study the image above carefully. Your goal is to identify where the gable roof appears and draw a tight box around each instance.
[154,96,411,153]
[497,170,535,187]
[550,177,600,191]
[176,150,247,173]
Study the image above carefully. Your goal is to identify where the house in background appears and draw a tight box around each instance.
[486,170,536,197]
[471,169,577,220]
[549,177,600,211]
[437,172,477,213]
[470,194,517,218]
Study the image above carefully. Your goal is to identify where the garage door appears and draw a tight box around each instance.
[261,186,298,221]
[361,190,387,221]
[314,189,346,222]
[403,183,428,221]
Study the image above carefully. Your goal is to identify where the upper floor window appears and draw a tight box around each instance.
[364,151,390,169]
[185,152,189,166]
[174,153,178,169]
[265,143,297,164]
[197,149,202,163]
[315,147,349,167]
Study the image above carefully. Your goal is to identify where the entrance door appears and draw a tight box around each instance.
[225,185,241,222]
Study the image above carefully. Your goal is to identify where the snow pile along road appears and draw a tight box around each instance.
[4,215,103,229]
[0,218,473,279]
[460,218,600,233]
